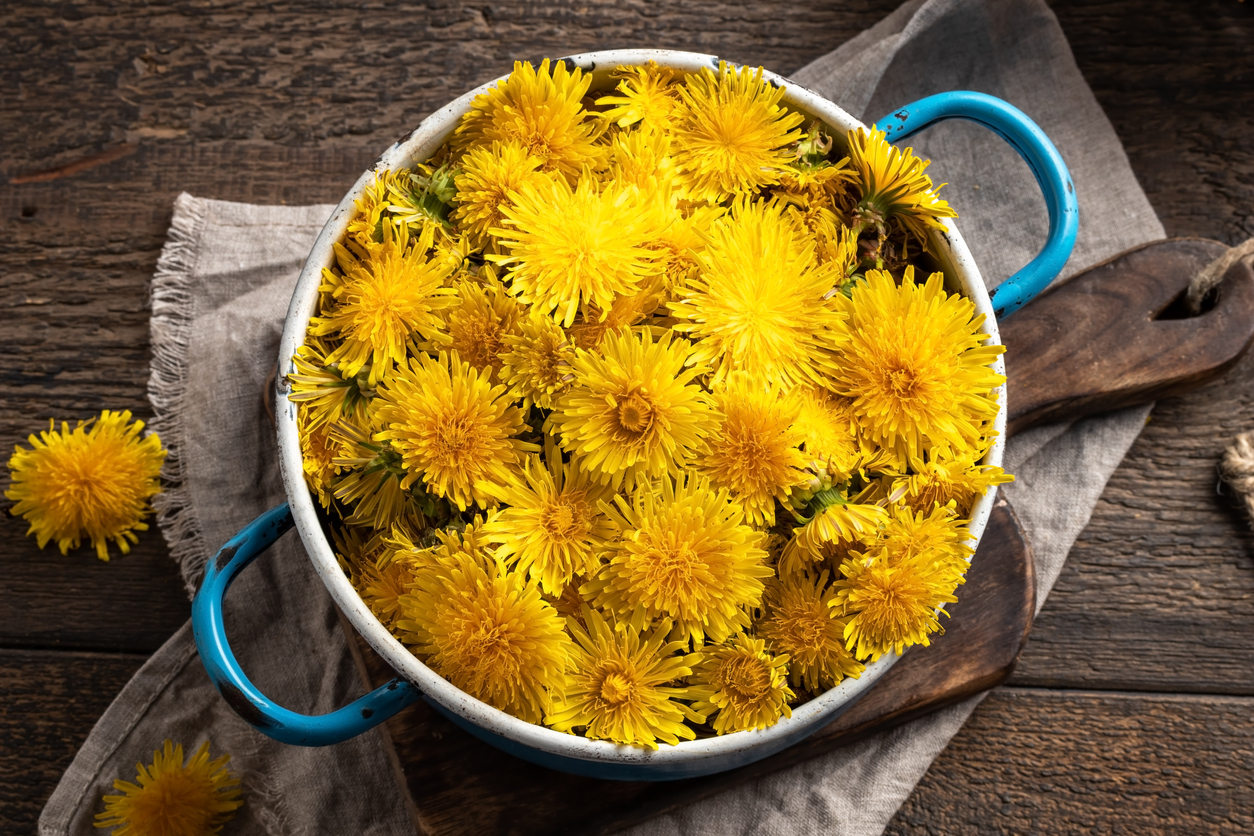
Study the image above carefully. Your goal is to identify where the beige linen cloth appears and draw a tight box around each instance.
[41,0,1169,833]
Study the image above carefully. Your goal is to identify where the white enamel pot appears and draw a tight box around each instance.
[191,48,1077,781]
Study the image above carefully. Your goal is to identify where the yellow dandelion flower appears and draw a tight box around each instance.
[386,163,459,233]
[498,311,575,409]
[830,267,1006,463]
[489,172,666,327]
[791,387,861,476]
[452,140,551,249]
[875,502,974,580]
[311,221,458,386]
[287,337,373,431]
[895,452,1014,517]
[374,351,538,512]
[6,411,166,561]
[95,739,242,836]
[607,125,678,195]
[782,496,888,575]
[346,168,406,246]
[583,473,772,647]
[565,279,665,350]
[596,61,683,131]
[298,411,339,511]
[483,446,617,596]
[813,216,860,278]
[454,58,606,178]
[647,203,723,296]
[396,523,570,724]
[774,154,856,238]
[428,273,525,378]
[358,556,420,631]
[688,633,794,734]
[329,417,434,531]
[670,198,845,389]
[831,547,960,662]
[547,608,704,749]
[760,571,864,692]
[701,373,808,527]
[551,329,718,489]
[846,126,957,245]
[671,62,805,202]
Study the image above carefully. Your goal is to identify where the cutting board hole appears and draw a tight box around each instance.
[1155,286,1217,320]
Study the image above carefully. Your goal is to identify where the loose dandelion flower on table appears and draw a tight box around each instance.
[287,56,1014,747]
[95,739,242,836]
[7,410,166,561]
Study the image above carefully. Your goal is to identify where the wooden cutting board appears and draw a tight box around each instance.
[343,237,1254,836]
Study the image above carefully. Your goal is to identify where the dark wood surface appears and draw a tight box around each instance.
[2,1,1252,833]
[1003,238,1254,435]
[349,498,1032,836]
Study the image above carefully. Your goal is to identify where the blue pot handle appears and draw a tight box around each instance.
[873,91,1079,318]
[191,503,420,746]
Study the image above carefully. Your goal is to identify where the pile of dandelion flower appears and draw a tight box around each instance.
[290,58,1013,748]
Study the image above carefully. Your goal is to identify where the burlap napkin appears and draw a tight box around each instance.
[41,0,1167,833]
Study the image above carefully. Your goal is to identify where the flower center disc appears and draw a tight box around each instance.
[722,657,770,703]
[599,671,637,706]
[617,392,654,435]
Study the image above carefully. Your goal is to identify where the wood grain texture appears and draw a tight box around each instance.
[1008,335,1254,696]
[1003,238,1254,435]
[0,649,147,834]
[348,499,1033,836]
[886,687,1254,836]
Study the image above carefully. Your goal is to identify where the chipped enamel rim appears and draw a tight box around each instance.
[274,49,1005,777]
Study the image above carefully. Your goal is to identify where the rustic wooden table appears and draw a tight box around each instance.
[2,1,1252,833]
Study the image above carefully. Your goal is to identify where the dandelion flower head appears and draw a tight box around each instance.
[547,608,704,748]
[551,328,718,489]
[7,410,165,561]
[583,473,772,647]
[94,739,242,836]
[829,267,1005,464]
[396,523,571,724]
[672,62,805,202]
[688,633,794,734]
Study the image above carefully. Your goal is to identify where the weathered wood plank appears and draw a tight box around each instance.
[887,686,1254,835]
[1048,0,1254,248]
[1009,336,1254,695]
[0,649,147,835]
